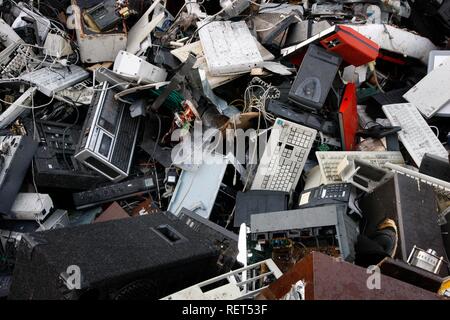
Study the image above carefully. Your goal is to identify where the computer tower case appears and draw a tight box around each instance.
[250,205,359,262]
[33,120,106,190]
[0,135,38,215]
[9,210,238,300]
[75,82,140,182]
[288,44,342,112]
[359,173,448,276]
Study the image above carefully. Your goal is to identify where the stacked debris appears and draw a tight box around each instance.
[0,0,449,300]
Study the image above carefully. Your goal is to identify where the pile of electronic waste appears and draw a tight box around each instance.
[1,0,450,300]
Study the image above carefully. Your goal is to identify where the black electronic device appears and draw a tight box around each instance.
[359,174,448,276]
[0,275,12,298]
[72,175,163,209]
[83,0,121,32]
[266,99,337,135]
[260,11,301,47]
[288,44,342,111]
[13,26,37,45]
[356,126,401,152]
[419,153,450,183]
[407,0,450,45]
[366,88,408,119]
[357,126,401,139]
[0,135,38,215]
[298,183,352,209]
[149,55,196,112]
[234,190,289,227]
[94,67,131,92]
[165,167,178,186]
[8,210,238,300]
[438,0,450,32]
[140,120,173,168]
[75,82,140,182]
[250,204,359,262]
[33,120,106,190]
[77,0,103,8]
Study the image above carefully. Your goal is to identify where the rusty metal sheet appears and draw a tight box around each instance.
[258,252,442,300]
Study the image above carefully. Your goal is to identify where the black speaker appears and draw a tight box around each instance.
[288,44,342,112]
[359,174,448,276]
[8,210,238,300]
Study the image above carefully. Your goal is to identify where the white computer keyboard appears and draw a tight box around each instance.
[316,151,405,184]
[403,57,450,118]
[0,45,33,78]
[20,65,89,97]
[199,20,263,76]
[251,118,317,192]
[382,103,448,166]
[55,79,94,106]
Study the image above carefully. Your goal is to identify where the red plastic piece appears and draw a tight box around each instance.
[339,83,358,151]
[320,25,380,67]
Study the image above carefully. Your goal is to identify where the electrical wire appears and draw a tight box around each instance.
[0,93,55,109]
[249,0,270,6]
[186,18,218,44]
[166,0,206,33]
[258,1,287,12]
[243,84,276,122]
[430,125,440,138]
[151,113,162,160]
[30,93,47,230]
